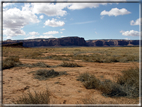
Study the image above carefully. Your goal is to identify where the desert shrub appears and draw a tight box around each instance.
[103,56,119,63]
[32,62,50,68]
[32,69,67,80]
[82,98,96,104]
[117,67,139,97]
[45,55,70,61]
[15,89,50,104]
[77,72,91,82]
[72,53,139,63]
[74,49,81,51]
[24,52,42,59]
[77,72,101,89]
[77,67,139,98]
[18,62,51,68]
[59,61,82,67]
[99,79,127,97]
[2,56,21,70]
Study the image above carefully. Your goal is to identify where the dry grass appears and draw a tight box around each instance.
[59,61,82,67]
[3,46,139,63]
[2,56,21,70]
[117,67,139,98]
[14,89,50,104]
[77,72,100,89]
[31,69,68,80]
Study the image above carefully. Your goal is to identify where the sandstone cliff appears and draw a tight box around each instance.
[86,39,139,47]
[2,37,139,47]
[3,37,87,47]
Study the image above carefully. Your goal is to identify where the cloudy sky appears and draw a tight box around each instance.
[2,0,141,40]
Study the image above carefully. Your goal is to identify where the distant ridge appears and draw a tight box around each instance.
[2,37,139,47]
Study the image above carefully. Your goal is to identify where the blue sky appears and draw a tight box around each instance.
[2,1,141,40]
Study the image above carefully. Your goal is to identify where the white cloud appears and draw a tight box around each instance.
[60,32,63,34]
[67,3,100,10]
[3,3,39,38]
[130,18,141,26]
[39,15,44,19]
[24,35,55,39]
[31,3,70,17]
[3,3,15,7]
[120,30,140,36]
[3,28,26,38]
[100,8,131,16]
[66,0,125,10]
[61,36,66,37]
[44,18,65,27]
[43,31,59,35]
[60,28,65,31]
[29,31,39,35]
[70,20,95,25]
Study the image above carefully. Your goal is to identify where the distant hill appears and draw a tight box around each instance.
[2,37,139,47]
[86,39,139,47]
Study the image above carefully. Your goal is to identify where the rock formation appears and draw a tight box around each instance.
[2,37,139,47]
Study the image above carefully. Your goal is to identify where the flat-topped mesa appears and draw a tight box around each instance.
[86,39,139,47]
[2,37,139,47]
[3,37,87,47]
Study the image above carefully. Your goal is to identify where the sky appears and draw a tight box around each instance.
[2,0,141,40]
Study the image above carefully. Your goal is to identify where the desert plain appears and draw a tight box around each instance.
[2,46,140,105]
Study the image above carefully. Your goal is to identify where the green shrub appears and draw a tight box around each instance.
[32,69,67,80]
[2,56,21,70]
[15,89,50,104]
[59,61,82,67]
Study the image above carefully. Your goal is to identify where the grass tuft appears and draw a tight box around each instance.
[31,62,50,68]
[2,56,21,70]
[59,61,82,67]
[15,89,50,104]
[77,72,101,89]
[31,69,67,80]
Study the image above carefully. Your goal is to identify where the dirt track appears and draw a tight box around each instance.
[3,58,139,104]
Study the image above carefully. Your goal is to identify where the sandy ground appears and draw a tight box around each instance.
[2,58,140,104]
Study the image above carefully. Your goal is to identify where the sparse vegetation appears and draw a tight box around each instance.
[2,46,139,104]
[24,62,50,68]
[32,62,50,67]
[2,56,22,70]
[77,72,101,89]
[117,67,139,98]
[31,69,67,80]
[99,79,127,97]
[77,67,139,98]
[15,89,50,104]
[3,46,139,63]
[59,61,82,67]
